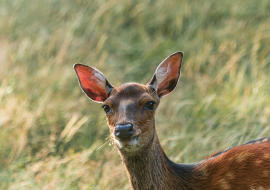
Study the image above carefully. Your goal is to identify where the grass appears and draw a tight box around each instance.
[0,0,270,189]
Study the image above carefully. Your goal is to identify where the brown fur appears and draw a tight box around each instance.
[196,140,270,189]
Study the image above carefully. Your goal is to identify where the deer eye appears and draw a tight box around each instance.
[102,105,111,113]
[144,101,156,110]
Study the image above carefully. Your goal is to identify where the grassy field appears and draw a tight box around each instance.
[0,0,270,189]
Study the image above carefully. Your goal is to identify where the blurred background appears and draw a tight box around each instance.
[0,0,270,189]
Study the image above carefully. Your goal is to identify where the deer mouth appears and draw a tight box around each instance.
[115,134,142,151]
[130,134,141,144]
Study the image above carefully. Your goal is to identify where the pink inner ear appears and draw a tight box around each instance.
[75,65,108,102]
[156,53,182,97]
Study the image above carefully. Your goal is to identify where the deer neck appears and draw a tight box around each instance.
[119,129,198,190]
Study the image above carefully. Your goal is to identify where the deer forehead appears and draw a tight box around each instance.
[107,83,157,104]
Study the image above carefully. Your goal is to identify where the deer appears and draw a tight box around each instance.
[74,52,270,190]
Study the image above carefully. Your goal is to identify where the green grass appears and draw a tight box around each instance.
[0,0,270,189]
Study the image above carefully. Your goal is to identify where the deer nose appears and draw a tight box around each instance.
[115,123,134,140]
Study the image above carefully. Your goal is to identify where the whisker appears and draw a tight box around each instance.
[96,139,111,150]
[98,119,107,124]
[108,146,117,155]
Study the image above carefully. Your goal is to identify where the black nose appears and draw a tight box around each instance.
[115,123,134,140]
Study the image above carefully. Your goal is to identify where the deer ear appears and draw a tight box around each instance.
[74,64,113,103]
[149,52,183,98]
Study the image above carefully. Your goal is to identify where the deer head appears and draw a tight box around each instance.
[74,52,183,154]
